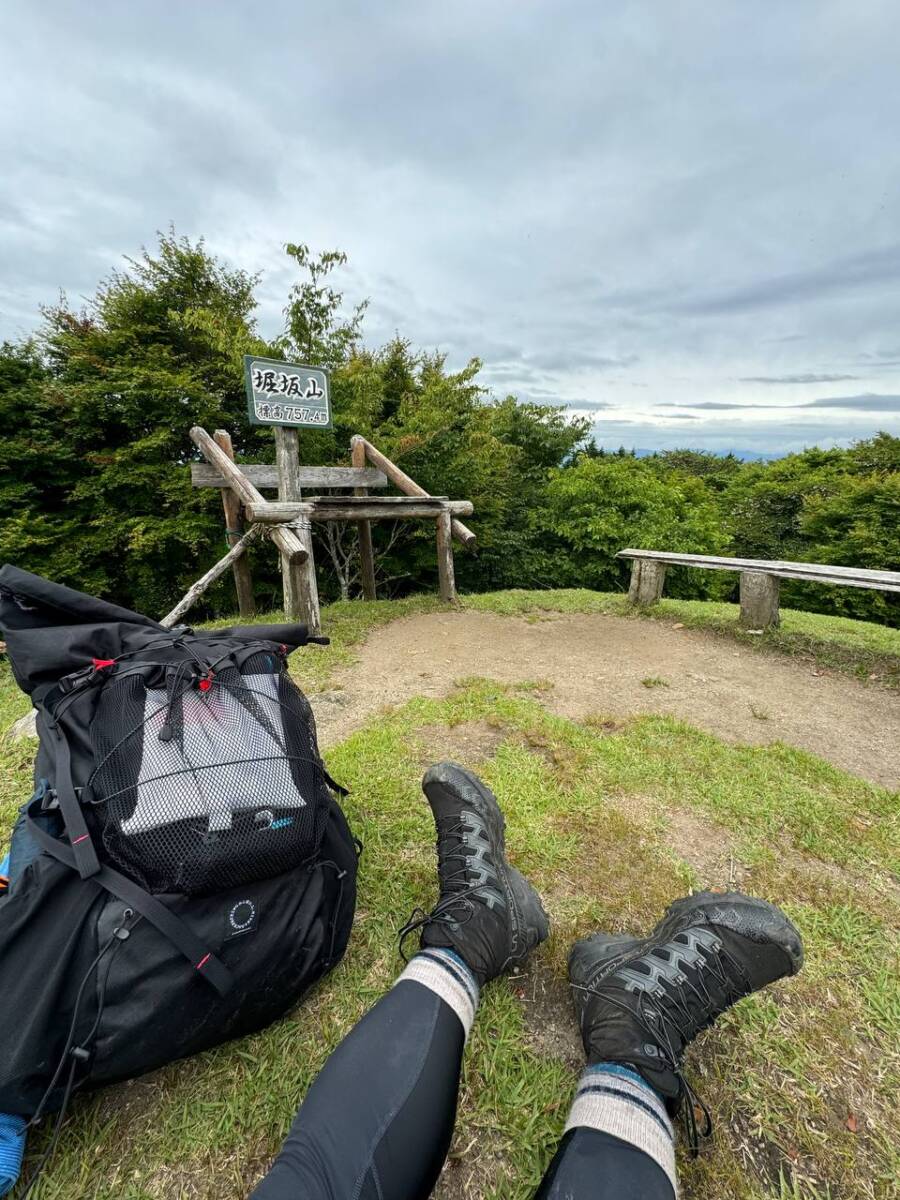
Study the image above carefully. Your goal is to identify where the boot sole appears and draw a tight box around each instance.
[570,889,803,987]
[658,891,804,973]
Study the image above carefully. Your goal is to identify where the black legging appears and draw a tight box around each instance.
[251,979,674,1199]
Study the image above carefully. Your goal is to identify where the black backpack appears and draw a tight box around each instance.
[0,565,358,1130]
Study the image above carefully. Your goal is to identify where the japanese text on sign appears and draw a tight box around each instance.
[251,368,325,400]
[254,403,329,424]
[243,356,332,428]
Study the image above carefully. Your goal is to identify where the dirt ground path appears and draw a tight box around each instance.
[312,610,900,789]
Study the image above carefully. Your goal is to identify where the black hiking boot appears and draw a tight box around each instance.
[569,891,803,1149]
[399,762,550,986]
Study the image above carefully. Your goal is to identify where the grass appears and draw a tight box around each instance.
[642,675,671,688]
[644,597,900,689]
[1,592,898,1197]
[0,658,38,846]
[4,687,898,1197]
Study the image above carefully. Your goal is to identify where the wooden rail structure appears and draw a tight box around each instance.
[617,548,900,630]
[171,427,476,634]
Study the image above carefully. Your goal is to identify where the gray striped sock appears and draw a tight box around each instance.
[565,1063,677,1194]
[395,948,480,1038]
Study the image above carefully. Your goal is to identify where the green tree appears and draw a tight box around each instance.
[307,341,590,599]
[543,454,727,594]
[715,436,900,622]
[473,396,589,589]
[651,449,744,493]
[3,229,897,627]
[720,448,846,562]
[0,233,275,613]
[0,235,386,615]
[282,244,367,368]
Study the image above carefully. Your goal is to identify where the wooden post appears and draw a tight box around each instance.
[213,430,256,619]
[351,435,476,548]
[247,499,472,522]
[351,437,377,600]
[189,427,306,565]
[627,559,667,606]
[436,507,457,602]
[740,570,780,630]
[274,426,321,634]
[161,525,262,628]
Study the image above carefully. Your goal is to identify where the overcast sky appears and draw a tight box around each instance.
[2,1,899,455]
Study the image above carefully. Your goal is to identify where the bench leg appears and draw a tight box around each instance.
[436,508,457,602]
[740,570,779,630]
[628,560,667,606]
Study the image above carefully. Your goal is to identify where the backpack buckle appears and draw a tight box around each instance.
[56,664,96,695]
[32,778,59,812]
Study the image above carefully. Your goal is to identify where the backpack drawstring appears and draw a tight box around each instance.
[20,910,138,1195]
[158,660,195,743]
[319,860,349,965]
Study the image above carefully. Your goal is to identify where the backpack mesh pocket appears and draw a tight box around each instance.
[88,653,329,894]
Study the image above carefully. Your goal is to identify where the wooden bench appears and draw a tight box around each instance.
[616,549,900,630]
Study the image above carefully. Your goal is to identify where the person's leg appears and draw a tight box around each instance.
[251,948,474,1200]
[536,1127,674,1200]
[251,763,549,1200]
[534,1075,676,1199]
[532,890,804,1199]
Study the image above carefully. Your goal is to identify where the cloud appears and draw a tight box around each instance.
[516,386,610,408]
[672,245,900,317]
[522,349,639,373]
[590,415,897,456]
[740,373,858,384]
[665,401,782,410]
[804,393,900,412]
[1,1,900,458]
[656,401,787,410]
[657,394,900,413]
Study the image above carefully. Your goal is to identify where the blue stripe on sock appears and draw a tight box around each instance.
[417,948,479,1004]
[577,1085,674,1141]
[586,1062,657,1091]
[442,948,475,978]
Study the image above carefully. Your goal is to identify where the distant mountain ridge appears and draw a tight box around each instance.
[630,447,784,462]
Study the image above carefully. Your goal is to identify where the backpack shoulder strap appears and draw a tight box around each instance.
[25,799,235,997]
[48,719,102,879]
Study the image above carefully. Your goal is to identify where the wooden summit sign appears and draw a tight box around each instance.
[187,424,477,635]
[243,355,331,428]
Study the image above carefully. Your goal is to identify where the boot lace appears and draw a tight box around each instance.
[398,818,487,960]
[571,938,752,1155]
